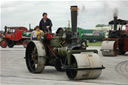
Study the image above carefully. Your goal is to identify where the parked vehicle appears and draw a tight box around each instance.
[0,26,31,48]
[82,30,105,43]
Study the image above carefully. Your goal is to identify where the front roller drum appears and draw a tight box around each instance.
[25,41,46,73]
[66,52,103,80]
[101,41,118,56]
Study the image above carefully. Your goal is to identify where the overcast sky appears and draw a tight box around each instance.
[0,0,128,32]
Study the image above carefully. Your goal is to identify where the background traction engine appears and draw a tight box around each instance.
[25,6,104,80]
[101,15,128,56]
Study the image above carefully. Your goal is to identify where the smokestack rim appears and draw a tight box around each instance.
[71,6,78,11]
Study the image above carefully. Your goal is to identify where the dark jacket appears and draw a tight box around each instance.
[39,18,52,33]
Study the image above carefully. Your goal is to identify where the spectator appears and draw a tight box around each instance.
[31,26,44,40]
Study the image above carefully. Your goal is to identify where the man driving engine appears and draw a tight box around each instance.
[39,12,52,33]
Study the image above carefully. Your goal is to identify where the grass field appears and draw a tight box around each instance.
[87,41,102,46]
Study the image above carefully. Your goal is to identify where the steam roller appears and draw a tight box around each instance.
[25,6,105,80]
[101,12,128,56]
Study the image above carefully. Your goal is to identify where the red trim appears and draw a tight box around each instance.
[46,44,56,56]
[44,33,55,40]
[124,38,128,51]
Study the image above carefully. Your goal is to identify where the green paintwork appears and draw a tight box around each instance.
[67,27,82,38]
[82,29,105,41]
[0,35,3,43]
[65,27,105,41]
[22,32,32,37]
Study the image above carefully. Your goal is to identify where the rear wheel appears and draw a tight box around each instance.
[118,43,125,55]
[0,39,7,48]
[8,41,14,48]
[26,42,46,73]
